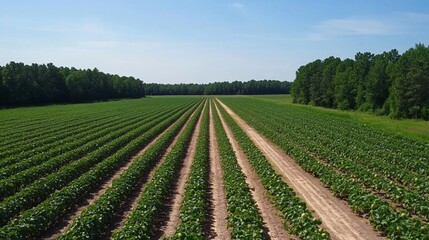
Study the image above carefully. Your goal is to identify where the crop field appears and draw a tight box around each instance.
[0,96,428,239]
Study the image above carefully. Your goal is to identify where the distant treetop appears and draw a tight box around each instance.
[144,80,292,95]
[0,62,144,107]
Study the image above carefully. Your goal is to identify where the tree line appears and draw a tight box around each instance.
[0,62,144,107]
[292,44,429,120]
[144,80,291,95]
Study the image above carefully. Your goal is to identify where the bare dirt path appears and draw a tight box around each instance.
[44,106,199,240]
[208,101,231,240]
[216,99,385,240]
[106,106,202,239]
[214,103,293,240]
[161,102,206,238]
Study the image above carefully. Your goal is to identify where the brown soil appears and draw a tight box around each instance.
[160,102,206,238]
[44,130,170,239]
[107,107,201,239]
[316,154,428,223]
[217,99,385,240]
[208,101,231,240]
[214,103,294,240]
[43,107,198,240]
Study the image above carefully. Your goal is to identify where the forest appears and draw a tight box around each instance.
[0,61,291,107]
[292,44,429,120]
[0,62,145,106]
[144,80,291,95]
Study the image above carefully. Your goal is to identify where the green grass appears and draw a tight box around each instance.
[244,94,429,142]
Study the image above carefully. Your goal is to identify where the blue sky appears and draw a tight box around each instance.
[1,0,428,83]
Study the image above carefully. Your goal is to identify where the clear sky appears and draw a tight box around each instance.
[1,0,428,83]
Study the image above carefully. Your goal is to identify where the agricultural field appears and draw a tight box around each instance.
[0,96,428,239]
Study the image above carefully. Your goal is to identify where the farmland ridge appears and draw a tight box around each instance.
[0,96,427,239]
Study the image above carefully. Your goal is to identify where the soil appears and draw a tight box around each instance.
[208,101,231,240]
[216,98,385,240]
[42,107,198,240]
[160,102,206,238]
[43,126,169,239]
[107,107,201,239]
[214,103,294,240]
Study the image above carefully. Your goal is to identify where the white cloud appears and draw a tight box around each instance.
[300,11,429,42]
[305,18,392,41]
[317,18,391,35]
[229,2,244,9]
[401,12,429,22]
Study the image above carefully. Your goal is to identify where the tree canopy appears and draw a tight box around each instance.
[144,80,291,95]
[292,44,429,120]
[0,62,144,107]
[0,61,291,107]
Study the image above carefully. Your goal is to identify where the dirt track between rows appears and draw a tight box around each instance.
[161,101,206,238]
[43,110,195,240]
[111,106,201,239]
[214,102,293,240]
[208,101,231,240]
[217,98,384,240]
[44,105,200,239]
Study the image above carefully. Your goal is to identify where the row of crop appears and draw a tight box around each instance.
[0,110,127,162]
[0,104,86,128]
[289,118,429,195]
[169,101,210,239]
[279,101,429,159]
[0,113,49,130]
[239,98,429,178]
[0,101,196,227]
[0,112,88,145]
[0,100,202,239]
[0,104,182,200]
[0,97,177,153]
[0,116,101,160]
[0,97,141,133]
[0,104,171,175]
[211,100,265,239]
[252,103,429,192]
[0,106,126,152]
[229,100,429,220]
[111,101,205,239]
[0,100,129,137]
[0,105,165,176]
[305,117,429,178]
[59,100,204,239]
[0,104,159,164]
[285,128,429,222]
[220,98,429,239]
[234,97,429,174]
[215,100,330,239]
[0,98,199,167]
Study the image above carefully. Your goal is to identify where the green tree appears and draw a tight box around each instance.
[389,44,429,119]
[292,65,312,104]
[363,50,399,113]
[334,59,357,110]
[308,60,323,106]
[320,57,341,107]
[354,52,374,110]
[65,71,86,102]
